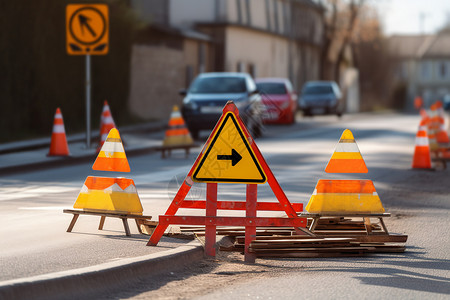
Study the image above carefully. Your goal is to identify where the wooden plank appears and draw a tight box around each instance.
[63,209,152,220]
[254,252,366,258]
[250,247,375,253]
[237,234,408,243]
[251,237,354,244]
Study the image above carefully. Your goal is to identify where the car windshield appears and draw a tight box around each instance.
[256,82,286,94]
[189,77,247,94]
[303,85,333,95]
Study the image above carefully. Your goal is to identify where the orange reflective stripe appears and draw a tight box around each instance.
[315,179,376,194]
[84,176,135,190]
[165,128,190,136]
[168,117,185,126]
[93,157,130,172]
[326,159,368,173]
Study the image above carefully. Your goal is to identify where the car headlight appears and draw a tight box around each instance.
[182,98,198,110]
[278,101,290,110]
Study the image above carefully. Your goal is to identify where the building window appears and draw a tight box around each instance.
[439,62,447,79]
[420,61,432,82]
[247,63,256,77]
[237,62,245,72]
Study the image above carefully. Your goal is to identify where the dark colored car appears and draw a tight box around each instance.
[255,78,297,124]
[180,72,263,139]
[299,81,343,117]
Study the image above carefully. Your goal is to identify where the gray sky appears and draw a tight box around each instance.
[374,0,450,35]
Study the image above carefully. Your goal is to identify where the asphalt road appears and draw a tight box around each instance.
[1,112,449,299]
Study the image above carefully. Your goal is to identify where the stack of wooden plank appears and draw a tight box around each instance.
[244,235,407,258]
[177,216,407,258]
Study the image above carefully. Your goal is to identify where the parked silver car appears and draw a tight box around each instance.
[180,72,263,139]
[298,81,343,117]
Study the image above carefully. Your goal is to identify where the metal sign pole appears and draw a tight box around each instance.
[86,54,91,148]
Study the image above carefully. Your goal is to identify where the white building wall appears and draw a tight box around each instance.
[169,0,216,27]
[224,26,289,78]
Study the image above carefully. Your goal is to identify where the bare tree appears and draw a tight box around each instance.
[320,0,365,82]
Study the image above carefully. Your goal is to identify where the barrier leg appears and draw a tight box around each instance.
[205,183,218,257]
[122,218,131,236]
[245,184,257,263]
[67,214,79,232]
[148,180,192,246]
[98,216,106,230]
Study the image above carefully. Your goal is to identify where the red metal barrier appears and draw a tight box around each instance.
[147,102,311,262]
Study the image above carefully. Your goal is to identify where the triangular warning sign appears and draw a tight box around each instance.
[325,129,368,173]
[193,112,266,184]
[92,128,130,172]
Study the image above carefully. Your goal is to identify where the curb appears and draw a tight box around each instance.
[0,143,202,176]
[0,240,204,300]
[0,121,167,155]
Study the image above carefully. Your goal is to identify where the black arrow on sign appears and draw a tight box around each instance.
[78,14,97,37]
[217,149,242,166]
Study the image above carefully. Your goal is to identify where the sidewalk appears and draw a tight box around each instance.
[0,121,169,175]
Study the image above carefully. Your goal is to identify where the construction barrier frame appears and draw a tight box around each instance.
[147,102,311,262]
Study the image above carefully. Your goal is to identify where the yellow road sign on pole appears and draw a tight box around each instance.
[192,112,267,184]
[66,4,109,55]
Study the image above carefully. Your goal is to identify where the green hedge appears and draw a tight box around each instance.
[0,0,141,142]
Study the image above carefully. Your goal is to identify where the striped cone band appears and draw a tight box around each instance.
[436,129,449,144]
[92,128,130,172]
[163,105,194,147]
[325,129,368,173]
[412,120,432,169]
[305,179,385,213]
[428,132,439,151]
[419,108,428,119]
[48,108,70,156]
[97,101,117,152]
[74,176,143,214]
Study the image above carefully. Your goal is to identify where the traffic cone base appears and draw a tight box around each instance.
[305,179,385,214]
[325,129,368,173]
[74,176,143,214]
[48,108,70,156]
[92,128,130,172]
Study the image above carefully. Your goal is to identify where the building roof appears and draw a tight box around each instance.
[389,33,450,59]
[424,33,450,58]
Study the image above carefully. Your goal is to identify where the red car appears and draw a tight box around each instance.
[255,78,298,124]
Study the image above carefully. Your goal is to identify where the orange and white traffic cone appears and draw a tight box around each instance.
[427,104,439,152]
[325,129,368,173]
[162,105,194,147]
[97,100,116,152]
[412,118,432,169]
[48,108,70,156]
[435,101,449,144]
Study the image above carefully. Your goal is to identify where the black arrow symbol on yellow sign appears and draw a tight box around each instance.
[217,149,242,166]
[78,14,97,37]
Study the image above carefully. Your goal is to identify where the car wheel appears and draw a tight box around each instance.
[190,130,199,140]
[252,123,262,138]
[290,111,296,124]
